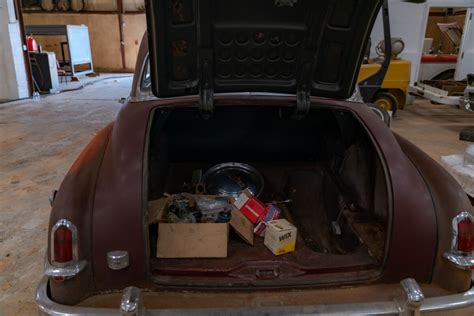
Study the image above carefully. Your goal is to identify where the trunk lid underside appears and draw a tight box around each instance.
[145,0,383,100]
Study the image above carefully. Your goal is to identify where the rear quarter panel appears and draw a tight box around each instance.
[347,102,437,282]
[91,102,155,290]
[48,123,113,304]
[395,134,472,292]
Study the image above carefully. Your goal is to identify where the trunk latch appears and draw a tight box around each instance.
[256,268,280,280]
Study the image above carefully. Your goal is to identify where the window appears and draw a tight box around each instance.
[141,56,152,92]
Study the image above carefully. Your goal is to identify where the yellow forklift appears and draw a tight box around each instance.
[358,0,411,116]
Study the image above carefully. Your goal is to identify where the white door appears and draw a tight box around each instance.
[455,8,474,80]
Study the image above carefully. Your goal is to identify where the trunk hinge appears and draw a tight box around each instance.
[199,58,214,118]
[292,62,312,119]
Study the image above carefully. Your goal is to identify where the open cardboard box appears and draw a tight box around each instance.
[229,208,254,245]
[156,223,229,258]
[149,196,229,258]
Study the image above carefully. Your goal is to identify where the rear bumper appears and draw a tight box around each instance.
[36,276,474,315]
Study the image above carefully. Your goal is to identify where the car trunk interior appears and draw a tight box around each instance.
[146,105,389,287]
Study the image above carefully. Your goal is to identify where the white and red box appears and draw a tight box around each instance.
[233,190,267,224]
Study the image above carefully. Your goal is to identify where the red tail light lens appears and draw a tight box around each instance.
[456,217,474,254]
[53,225,73,263]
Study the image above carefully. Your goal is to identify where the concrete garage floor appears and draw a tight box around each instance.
[392,101,473,162]
[0,75,131,314]
[0,77,472,314]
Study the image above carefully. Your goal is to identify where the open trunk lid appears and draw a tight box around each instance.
[145,0,383,103]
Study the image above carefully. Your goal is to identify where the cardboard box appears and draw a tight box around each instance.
[229,209,254,245]
[233,190,267,223]
[157,223,228,258]
[148,197,170,224]
[264,219,297,255]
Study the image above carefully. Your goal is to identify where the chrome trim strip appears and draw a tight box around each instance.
[128,92,298,103]
[36,277,114,316]
[444,253,474,269]
[49,190,58,207]
[419,286,474,313]
[36,276,474,316]
[44,255,87,278]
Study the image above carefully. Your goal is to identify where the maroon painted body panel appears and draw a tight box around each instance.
[48,123,113,304]
[92,101,153,290]
[350,102,438,282]
[84,96,436,290]
[395,135,473,289]
[46,93,471,304]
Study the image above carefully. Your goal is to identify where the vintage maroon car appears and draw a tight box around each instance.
[36,0,473,314]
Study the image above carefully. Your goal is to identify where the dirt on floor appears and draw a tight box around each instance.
[0,81,472,314]
[0,75,130,314]
[391,100,473,162]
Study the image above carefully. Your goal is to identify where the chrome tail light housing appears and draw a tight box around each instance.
[444,211,474,270]
[45,219,87,280]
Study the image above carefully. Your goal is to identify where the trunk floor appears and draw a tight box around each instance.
[150,233,378,276]
[150,161,383,280]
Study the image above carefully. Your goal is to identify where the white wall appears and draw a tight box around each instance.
[456,8,474,80]
[369,0,474,84]
[0,0,29,100]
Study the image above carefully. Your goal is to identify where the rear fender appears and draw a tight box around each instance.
[48,123,113,304]
[395,134,472,292]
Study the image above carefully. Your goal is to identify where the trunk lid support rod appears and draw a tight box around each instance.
[199,57,214,119]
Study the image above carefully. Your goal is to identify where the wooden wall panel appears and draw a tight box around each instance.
[23,13,146,72]
[123,14,146,70]
[424,13,466,54]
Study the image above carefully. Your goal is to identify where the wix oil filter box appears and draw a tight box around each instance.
[264,219,297,255]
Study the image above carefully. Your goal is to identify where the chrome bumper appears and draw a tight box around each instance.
[36,276,474,316]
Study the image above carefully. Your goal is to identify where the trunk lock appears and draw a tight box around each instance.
[256,267,280,280]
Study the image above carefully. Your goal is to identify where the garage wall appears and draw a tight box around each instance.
[370,0,474,85]
[0,0,29,100]
[122,14,146,71]
[22,12,146,72]
[425,11,466,54]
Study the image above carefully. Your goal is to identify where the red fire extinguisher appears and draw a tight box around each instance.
[26,35,38,52]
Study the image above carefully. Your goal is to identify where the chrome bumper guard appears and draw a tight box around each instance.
[36,276,474,316]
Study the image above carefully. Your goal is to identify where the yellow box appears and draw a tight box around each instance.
[264,219,297,255]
